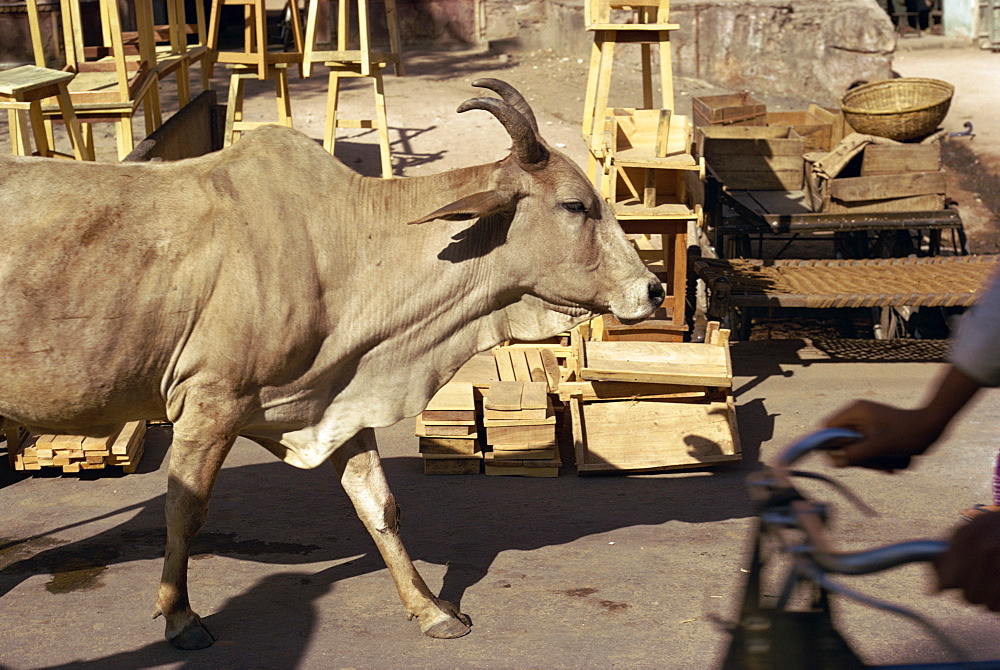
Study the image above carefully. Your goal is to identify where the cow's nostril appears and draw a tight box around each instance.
[648,280,665,307]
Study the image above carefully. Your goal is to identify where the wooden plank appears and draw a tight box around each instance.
[520,381,548,410]
[710,169,803,191]
[861,144,940,175]
[488,447,555,460]
[415,420,476,438]
[823,193,946,214]
[421,409,476,422]
[828,171,946,202]
[485,424,556,447]
[484,381,524,411]
[540,348,561,392]
[483,398,555,426]
[423,455,482,475]
[493,348,516,382]
[524,348,548,385]
[425,382,475,411]
[484,406,548,421]
[510,349,532,382]
[418,437,480,455]
[557,380,708,402]
[581,341,731,387]
[575,398,740,472]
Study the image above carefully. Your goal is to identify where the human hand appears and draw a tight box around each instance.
[821,400,940,471]
[935,511,1000,611]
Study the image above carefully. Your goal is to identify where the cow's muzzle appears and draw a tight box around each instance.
[611,275,664,325]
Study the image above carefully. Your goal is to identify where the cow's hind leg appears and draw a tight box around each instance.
[153,422,238,649]
[334,428,471,638]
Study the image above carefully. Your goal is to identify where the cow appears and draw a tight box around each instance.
[0,79,663,649]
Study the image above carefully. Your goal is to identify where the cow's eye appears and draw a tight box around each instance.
[562,200,588,214]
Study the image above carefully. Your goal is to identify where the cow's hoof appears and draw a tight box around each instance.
[167,618,217,650]
[422,614,472,639]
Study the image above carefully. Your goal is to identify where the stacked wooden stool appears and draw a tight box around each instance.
[207,0,305,145]
[303,0,404,178]
[581,0,703,342]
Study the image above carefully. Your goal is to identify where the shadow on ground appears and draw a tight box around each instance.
[0,410,764,668]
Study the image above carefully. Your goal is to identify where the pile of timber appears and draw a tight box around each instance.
[560,321,741,473]
[417,382,484,475]
[483,380,560,477]
[9,421,147,474]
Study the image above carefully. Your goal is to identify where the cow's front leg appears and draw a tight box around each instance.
[334,428,471,638]
[153,419,238,650]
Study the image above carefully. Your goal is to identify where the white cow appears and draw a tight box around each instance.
[0,79,663,648]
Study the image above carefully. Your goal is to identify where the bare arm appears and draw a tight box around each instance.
[822,365,983,469]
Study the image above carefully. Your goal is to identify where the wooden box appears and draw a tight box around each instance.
[696,126,805,191]
[692,93,766,127]
[766,106,834,153]
[808,143,945,214]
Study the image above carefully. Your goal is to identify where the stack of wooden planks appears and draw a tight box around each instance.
[9,421,147,474]
[560,321,741,473]
[483,380,560,477]
[417,382,483,475]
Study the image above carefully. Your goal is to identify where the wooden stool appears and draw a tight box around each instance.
[581,0,678,180]
[223,64,293,146]
[0,65,94,160]
[207,0,305,80]
[304,0,403,178]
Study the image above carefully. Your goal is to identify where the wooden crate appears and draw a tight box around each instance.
[569,394,741,473]
[696,126,805,191]
[579,340,732,388]
[807,143,946,214]
[692,93,766,127]
[860,143,941,175]
[766,106,834,152]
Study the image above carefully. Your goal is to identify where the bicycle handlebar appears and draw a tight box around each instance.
[776,427,913,471]
[765,429,948,574]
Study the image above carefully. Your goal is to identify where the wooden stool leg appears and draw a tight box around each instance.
[177,59,191,107]
[384,0,404,76]
[56,84,94,160]
[28,101,52,157]
[302,0,320,78]
[115,114,135,160]
[274,66,293,127]
[323,70,341,154]
[8,109,32,156]
[372,65,392,178]
[224,72,245,146]
[659,34,673,111]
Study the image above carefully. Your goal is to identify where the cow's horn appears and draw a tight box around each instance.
[471,78,539,134]
[457,97,548,167]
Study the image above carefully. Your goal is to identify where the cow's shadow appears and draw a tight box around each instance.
[1,399,774,669]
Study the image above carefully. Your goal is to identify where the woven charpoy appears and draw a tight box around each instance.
[692,255,999,309]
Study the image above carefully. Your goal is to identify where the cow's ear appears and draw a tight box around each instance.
[408,191,509,225]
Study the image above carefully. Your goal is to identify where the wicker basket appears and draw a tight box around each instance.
[840,78,954,141]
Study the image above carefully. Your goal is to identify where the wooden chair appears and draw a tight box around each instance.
[302,0,403,178]
[0,65,94,160]
[25,0,163,160]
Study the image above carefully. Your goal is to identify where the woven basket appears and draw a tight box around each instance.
[840,78,954,141]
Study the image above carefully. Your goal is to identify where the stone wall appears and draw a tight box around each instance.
[671,0,895,105]
[502,0,897,105]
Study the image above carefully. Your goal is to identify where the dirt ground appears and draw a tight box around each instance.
[3,39,1000,670]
